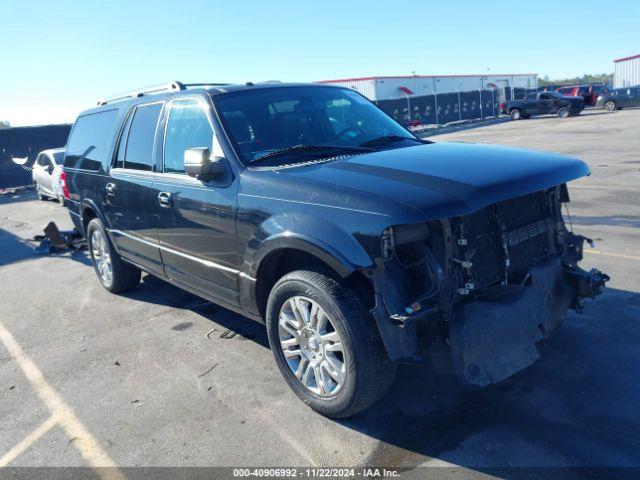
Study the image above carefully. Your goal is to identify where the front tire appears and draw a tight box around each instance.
[604,100,616,111]
[266,270,396,418]
[87,218,141,293]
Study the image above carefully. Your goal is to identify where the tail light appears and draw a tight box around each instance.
[60,171,70,199]
[499,102,505,111]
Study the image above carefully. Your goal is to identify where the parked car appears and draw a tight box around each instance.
[63,81,608,417]
[556,84,608,106]
[32,148,66,205]
[596,87,640,111]
[501,91,584,120]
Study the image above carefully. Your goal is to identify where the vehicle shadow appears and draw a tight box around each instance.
[121,274,270,348]
[516,110,612,122]
[123,271,640,472]
[337,287,640,474]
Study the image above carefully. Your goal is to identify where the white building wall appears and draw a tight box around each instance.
[319,79,378,100]
[615,57,640,88]
[317,75,537,101]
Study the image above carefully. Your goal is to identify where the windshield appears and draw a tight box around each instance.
[213,86,417,164]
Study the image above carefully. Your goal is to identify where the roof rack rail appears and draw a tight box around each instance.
[97,81,185,106]
[182,82,231,88]
[96,81,233,105]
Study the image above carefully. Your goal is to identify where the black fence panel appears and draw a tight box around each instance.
[408,95,436,125]
[376,98,408,125]
[0,125,71,188]
[435,92,459,124]
[480,89,498,117]
[460,91,481,120]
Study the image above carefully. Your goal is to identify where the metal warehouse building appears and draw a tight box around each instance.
[315,73,538,101]
[614,54,640,88]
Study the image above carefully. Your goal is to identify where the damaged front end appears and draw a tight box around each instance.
[368,185,609,386]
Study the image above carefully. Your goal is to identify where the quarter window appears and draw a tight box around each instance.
[164,99,214,174]
[65,109,119,170]
[123,103,163,171]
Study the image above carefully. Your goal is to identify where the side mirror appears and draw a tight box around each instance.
[184,147,226,180]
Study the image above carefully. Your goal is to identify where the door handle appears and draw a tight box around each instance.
[105,182,117,195]
[158,192,173,208]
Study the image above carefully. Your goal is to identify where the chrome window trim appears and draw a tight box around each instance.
[161,96,219,175]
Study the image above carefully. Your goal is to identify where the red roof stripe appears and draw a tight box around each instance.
[315,73,538,83]
[614,54,640,63]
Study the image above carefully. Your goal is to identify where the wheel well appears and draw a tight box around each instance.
[254,248,375,318]
[81,207,97,234]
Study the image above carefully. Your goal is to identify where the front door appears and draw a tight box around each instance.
[538,93,555,114]
[103,101,164,276]
[154,97,240,303]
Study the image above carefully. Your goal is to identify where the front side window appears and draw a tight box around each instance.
[123,103,163,171]
[214,86,415,165]
[163,99,214,174]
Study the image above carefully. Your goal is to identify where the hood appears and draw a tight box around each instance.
[279,142,590,220]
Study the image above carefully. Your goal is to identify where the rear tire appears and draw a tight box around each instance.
[87,218,141,293]
[266,270,396,418]
[509,109,522,120]
[57,195,66,206]
[558,107,570,119]
[604,100,616,112]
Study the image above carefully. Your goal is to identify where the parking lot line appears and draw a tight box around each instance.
[584,249,640,261]
[0,414,59,467]
[0,320,123,479]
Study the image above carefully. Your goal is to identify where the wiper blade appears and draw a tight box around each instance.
[359,134,430,147]
[251,144,374,164]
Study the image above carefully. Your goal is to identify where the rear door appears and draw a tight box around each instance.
[103,101,164,276]
[154,96,240,303]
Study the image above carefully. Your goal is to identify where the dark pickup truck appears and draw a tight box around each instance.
[501,91,585,120]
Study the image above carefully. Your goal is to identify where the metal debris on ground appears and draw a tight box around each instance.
[0,185,34,196]
[33,221,85,254]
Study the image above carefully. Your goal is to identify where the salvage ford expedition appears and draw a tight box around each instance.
[62,81,609,417]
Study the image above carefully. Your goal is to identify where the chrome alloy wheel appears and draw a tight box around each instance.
[278,296,346,397]
[91,229,113,286]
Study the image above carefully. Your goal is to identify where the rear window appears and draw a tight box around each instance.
[53,151,65,164]
[122,103,163,171]
[65,110,119,170]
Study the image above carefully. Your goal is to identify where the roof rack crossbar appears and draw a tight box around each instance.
[97,81,186,106]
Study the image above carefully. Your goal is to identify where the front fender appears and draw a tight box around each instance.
[247,213,375,279]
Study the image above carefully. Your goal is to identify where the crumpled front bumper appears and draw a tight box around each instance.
[449,256,608,386]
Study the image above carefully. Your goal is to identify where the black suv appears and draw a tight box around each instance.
[63,81,608,417]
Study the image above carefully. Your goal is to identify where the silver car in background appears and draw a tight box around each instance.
[32,148,66,205]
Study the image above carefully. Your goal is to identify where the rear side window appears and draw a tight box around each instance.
[65,110,119,170]
[163,99,213,174]
[122,103,163,171]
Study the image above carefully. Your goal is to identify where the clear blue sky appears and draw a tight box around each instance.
[2,0,639,126]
